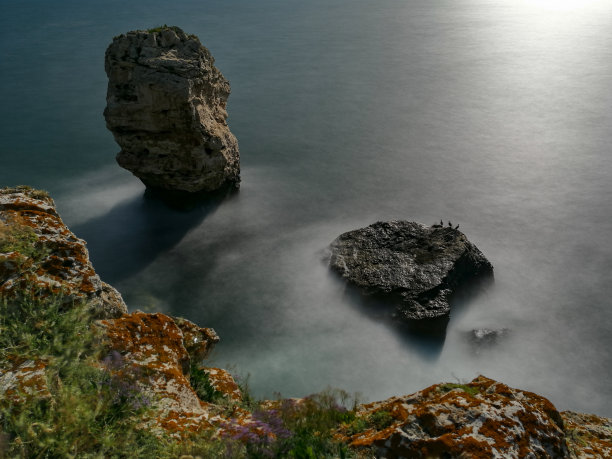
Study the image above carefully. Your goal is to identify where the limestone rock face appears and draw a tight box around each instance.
[171,316,220,363]
[563,410,612,458]
[329,221,493,320]
[0,186,127,319]
[0,358,50,405]
[340,375,569,458]
[200,367,243,403]
[94,312,221,435]
[104,26,240,193]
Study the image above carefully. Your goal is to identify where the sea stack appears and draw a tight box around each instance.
[104,26,240,193]
[329,221,493,322]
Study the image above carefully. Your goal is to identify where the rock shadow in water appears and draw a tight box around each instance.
[71,186,238,284]
[328,270,494,361]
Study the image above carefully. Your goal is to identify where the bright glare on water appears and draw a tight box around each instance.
[1,0,611,416]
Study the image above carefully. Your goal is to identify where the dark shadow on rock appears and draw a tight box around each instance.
[327,269,494,361]
[72,186,238,284]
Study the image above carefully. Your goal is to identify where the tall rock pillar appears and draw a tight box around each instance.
[104,26,240,193]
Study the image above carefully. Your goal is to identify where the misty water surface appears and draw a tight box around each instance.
[1,0,611,416]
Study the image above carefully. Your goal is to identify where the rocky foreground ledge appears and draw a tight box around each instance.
[329,221,494,322]
[1,187,610,458]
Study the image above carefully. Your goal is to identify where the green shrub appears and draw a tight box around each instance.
[0,217,39,259]
[368,410,394,430]
[190,364,224,403]
[0,295,168,458]
[345,409,394,436]
[216,388,359,459]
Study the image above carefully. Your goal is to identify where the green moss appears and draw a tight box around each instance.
[439,383,480,397]
[345,409,394,436]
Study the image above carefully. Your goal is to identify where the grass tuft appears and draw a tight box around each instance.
[0,294,168,458]
[438,382,480,397]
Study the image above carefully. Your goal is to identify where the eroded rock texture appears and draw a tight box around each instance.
[0,186,127,319]
[329,221,493,320]
[95,312,221,435]
[341,375,569,458]
[563,411,612,458]
[104,26,240,193]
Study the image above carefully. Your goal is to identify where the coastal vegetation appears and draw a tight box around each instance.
[0,295,164,457]
[0,279,367,457]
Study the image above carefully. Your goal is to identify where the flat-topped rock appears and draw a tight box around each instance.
[329,221,493,321]
[104,26,240,193]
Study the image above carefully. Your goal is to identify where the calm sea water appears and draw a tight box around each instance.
[2,0,611,416]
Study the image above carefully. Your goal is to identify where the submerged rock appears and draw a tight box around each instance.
[104,26,240,193]
[329,221,493,321]
[0,186,127,319]
[469,327,509,347]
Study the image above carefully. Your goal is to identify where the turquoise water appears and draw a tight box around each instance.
[2,0,612,416]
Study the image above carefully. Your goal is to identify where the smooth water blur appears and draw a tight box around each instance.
[1,0,611,415]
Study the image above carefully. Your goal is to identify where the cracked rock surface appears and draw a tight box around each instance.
[329,221,493,320]
[104,26,240,193]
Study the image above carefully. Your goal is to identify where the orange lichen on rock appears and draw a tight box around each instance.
[0,186,127,319]
[201,367,243,402]
[340,375,569,458]
[0,357,50,405]
[171,316,220,363]
[95,312,221,436]
[563,410,612,458]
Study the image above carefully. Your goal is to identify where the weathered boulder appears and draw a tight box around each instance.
[94,312,221,435]
[0,186,127,319]
[340,375,569,458]
[104,26,240,193]
[171,315,220,363]
[329,221,493,321]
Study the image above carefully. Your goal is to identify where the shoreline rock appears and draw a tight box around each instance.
[329,221,493,321]
[104,26,240,194]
